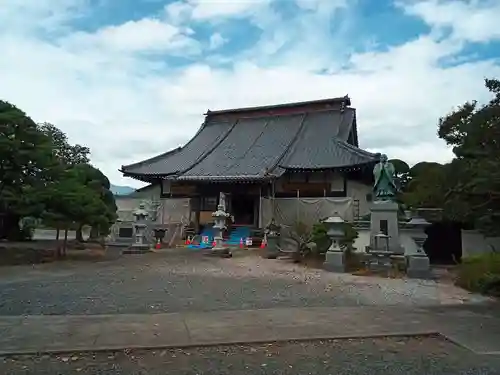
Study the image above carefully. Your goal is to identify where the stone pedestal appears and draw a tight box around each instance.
[264,234,280,259]
[406,227,432,279]
[324,251,346,272]
[400,215,432,279]
[407,255,431,279]
[369,201,403,254]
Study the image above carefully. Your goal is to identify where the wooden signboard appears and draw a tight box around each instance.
[170,183,197,195]
[280,182,330,194]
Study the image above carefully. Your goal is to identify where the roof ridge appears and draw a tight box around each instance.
[205,95,351,116]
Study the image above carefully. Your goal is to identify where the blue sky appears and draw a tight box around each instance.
[1,0,499,187]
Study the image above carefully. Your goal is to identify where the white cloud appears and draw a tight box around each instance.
[0,0,499,188]
[164,1,194,25]
[0,0,85,34]
[164,0,272,23]
[63,18,200,54]
[208,32,227,49]
[401,0,500,42]
[187,0,271,20]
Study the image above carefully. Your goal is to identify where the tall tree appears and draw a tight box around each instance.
[402,162,449,209]
[437,78,500,234]
[38,122,90,165]
[0,101,56,239]
[43,166,113,255]
[70,164,117,241]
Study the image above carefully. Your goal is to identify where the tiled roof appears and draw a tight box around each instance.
[121,117,234,176]
[121,99,377,182]
[279,110,377,170]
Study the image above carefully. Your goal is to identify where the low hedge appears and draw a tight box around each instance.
[455,253,500,296]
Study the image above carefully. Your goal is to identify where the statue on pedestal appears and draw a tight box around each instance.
[373,154,397,202]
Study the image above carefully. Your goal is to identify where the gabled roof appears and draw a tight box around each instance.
[121,97,378,182]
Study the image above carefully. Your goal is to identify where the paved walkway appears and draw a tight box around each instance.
[1,304,499,356]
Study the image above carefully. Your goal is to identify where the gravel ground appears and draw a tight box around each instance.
[0,252,488,316]
[1,337,499,375]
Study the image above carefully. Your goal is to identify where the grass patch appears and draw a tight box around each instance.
[455,253,500,296]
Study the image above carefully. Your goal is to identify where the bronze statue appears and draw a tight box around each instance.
[373,154,397,201]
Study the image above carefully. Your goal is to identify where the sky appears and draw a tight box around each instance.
[1,0,499,188]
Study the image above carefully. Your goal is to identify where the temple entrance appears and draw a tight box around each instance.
[230,194,255,226]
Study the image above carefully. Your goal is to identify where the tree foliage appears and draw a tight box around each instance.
[39,122,90,166]
[0,102,57,239]
[437,78,500,234]
[401,78,500,235]
[389,158,410,190]
[0,100,117,245]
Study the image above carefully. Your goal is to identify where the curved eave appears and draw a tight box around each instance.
[175,175,275,183]
[120,147,182,173]
[281,160,377,173]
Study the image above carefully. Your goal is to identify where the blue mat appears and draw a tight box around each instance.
[224,226,251,246]
[187,226,252,248]
[187,227,215,249]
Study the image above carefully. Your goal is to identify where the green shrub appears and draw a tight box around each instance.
[311,222,330,254]
[455,253,500,295]
[340,222,359,250]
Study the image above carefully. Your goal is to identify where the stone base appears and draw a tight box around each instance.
[123,246,150,255]
[324,251,346,273]
[263,247,280,259]
[370,201,402,253]
[204,247,232,258]
[406,255,432,279]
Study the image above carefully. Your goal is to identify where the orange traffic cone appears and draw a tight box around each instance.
[260,238,266,249]
[239,238,244,248]
[212,239,216,247]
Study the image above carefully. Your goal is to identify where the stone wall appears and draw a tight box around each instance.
[461,230,500,258]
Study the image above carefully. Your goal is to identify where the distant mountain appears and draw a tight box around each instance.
[110,184,135,196]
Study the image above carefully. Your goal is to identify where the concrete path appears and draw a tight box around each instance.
[1,304,499,356]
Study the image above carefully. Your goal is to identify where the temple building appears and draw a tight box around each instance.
[119,96,379,235]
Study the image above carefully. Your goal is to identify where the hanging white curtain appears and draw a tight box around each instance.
[260,197,354,228]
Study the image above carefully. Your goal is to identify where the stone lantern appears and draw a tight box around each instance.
[210,193,231,257]
[323,212,346,272]
[404,215,432,279]
[128,202,150,253]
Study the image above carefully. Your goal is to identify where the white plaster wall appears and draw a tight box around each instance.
[115,196,189,224]
[352,228,370,253]
[462,230,500,258]
[129,184,161,199]
[346,180,372,218]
